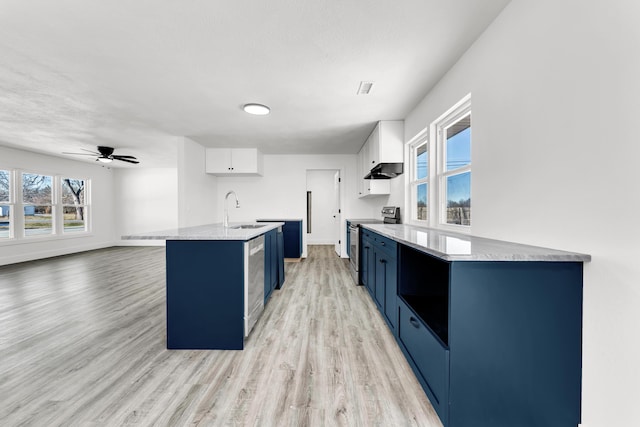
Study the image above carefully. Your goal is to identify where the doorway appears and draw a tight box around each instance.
[306,169,341,256]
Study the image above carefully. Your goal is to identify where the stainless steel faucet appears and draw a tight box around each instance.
[223,190,240,227]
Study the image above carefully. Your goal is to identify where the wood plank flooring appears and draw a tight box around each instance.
[0,245,442,426]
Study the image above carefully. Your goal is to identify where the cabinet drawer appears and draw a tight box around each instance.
[372,233,397,252]
[398,299,449,421]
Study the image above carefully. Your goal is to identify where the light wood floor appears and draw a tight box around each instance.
[0,245,442,426]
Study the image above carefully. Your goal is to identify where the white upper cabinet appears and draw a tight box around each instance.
[357,131,391,198]
[368,120,404,168]
[206,148,264,176]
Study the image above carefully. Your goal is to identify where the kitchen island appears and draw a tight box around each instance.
[359,223,590,427]
[124,222,284,350]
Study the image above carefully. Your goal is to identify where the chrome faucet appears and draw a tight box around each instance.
[223,190,240,227]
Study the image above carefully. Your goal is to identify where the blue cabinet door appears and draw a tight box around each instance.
[264,229,277,303]
[276,230,285,288]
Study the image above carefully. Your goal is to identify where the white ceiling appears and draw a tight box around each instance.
[0,0,510,167]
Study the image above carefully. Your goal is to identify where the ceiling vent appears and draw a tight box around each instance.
[357,81,374,95]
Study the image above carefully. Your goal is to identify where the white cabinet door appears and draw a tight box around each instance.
[357,137,390,198]
[205,148,263,176]
[206,148,233,173]
[368,124,381,167]
[230,148,259,174]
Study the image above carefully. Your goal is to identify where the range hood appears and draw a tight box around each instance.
[364,163,403,179]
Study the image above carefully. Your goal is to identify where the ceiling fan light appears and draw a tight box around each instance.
[97,157,113,163]
[243,103,270,115]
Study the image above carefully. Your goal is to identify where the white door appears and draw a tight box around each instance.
[333,171,341,256]
[306,170,341,250]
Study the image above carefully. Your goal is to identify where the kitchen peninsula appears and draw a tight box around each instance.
[358,223,590,427]
[124,222,284,350]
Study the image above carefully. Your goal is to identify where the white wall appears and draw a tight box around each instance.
[306,170,338,245]
[0,145,115,265]
[113,167,178,246]
[217,154,384,257]
[178,137,218,227]
[404,1,640,425]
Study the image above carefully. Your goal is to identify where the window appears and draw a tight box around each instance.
[62,178,88,233]
[409,138,429,222]
[407,94,471,229]
[0,170,90,242]
[439,113,471,226]
[22,173,53,236]
[0,170,10,239]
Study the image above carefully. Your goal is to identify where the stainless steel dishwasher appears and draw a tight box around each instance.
[244,235,265,337]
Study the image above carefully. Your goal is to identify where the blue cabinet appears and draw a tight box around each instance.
[360,229,374,293]
[166,240,245,350]
[276,228,285,288]
[257,219,302,258]
[397,243,583,427]
[264,229,278,303]
[362,228,398,333]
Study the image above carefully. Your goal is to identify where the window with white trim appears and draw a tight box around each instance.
[437,108,471,227]
[62,178,88,233]
[22,172,53,236]
[0,169,11,239]
[407,94,471,229]
[409,136,429,223]
[0,169,90,241]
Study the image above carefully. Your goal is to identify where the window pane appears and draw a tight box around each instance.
[0,205,9,238]
[0,170,9,202]
[416,143,428,179]
[416,183,428,221]
[446,116,471,171]
[22,173,52,204]
[62,179,85,205]
[24,205,53,236]
[63,206,86,233]
[446,172,471,226]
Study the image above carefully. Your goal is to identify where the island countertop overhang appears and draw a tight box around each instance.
[122,222,285,241]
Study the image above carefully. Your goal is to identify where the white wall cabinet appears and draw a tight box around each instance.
[367,120,403,168]
[356,120,403,198]
[357,135,390,198]
[206,148,263,176]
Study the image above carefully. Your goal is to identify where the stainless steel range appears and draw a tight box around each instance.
[348,206,400,284]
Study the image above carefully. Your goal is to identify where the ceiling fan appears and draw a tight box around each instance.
[63,146,140,164]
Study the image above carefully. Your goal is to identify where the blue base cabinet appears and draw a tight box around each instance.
[396,244,583,427]
[166,240,245,350]
[264,229,277,303]
[258,219,302,259]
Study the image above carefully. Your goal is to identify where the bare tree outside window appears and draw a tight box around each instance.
[22,173,53,235]
[62,178,87,232]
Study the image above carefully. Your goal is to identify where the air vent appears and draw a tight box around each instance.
[357,81,374,95]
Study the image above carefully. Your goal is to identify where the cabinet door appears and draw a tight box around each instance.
[206,148,232,173]
[374,248,385,308]
[383,248,398,331]
[231,148,258,174]
[369,123,380,167]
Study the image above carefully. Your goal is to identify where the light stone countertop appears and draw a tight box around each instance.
[361,223,591,262]
[122,222,284,241]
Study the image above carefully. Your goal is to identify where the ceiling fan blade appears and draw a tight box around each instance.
[112,155,137,159]
[62,152,98,156]
[115,157,140,164]
[80,148,100,154]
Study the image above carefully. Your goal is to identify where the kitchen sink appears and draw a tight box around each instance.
[230,224,266,229]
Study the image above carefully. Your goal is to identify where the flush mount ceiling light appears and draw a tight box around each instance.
[243,103,270,115]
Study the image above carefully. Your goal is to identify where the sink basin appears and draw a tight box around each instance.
[230,224,265,229]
